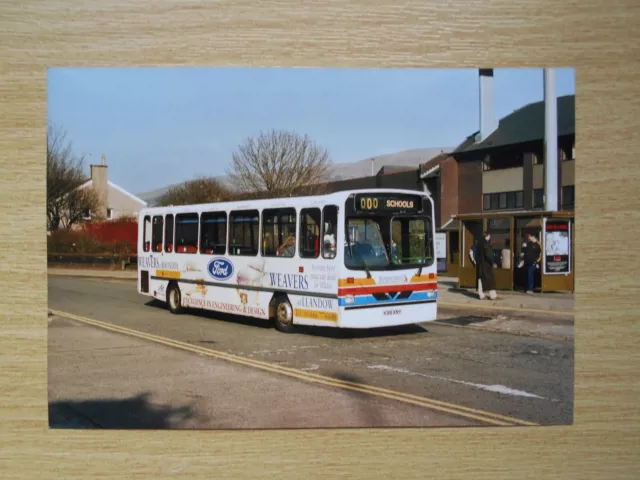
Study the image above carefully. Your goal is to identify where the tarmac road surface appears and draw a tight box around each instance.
[48,276,574,429]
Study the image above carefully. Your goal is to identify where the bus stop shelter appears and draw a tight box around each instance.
[455,210,575,293]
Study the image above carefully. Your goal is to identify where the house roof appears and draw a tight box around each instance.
[453,94,575,154]
[78,179,148,206]
[419,152,452,178]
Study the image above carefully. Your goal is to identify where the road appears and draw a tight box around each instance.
[48,276,574,428]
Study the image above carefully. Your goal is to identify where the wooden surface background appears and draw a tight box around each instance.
[1,1,638,478]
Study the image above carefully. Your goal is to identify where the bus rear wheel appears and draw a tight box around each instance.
[274,296,295,333]
[167,284,184,314]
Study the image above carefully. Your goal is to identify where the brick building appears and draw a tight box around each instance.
[418,69,575,291]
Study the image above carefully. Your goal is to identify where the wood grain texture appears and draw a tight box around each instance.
[1,0,639,478]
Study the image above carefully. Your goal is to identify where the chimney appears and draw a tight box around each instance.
[543,68,559,212]
[371,158,375,176]
[90,155,108,219]
[478,68,498,142]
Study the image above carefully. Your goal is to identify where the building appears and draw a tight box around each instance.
[77,155,148,222]
[420,69,575,291]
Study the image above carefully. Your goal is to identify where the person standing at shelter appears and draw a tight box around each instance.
[523,233,542,294]
[469,238,483,298]
[479,231,498,300]
[501,239,511,269]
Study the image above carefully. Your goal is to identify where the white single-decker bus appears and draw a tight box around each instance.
[137,189,438,333]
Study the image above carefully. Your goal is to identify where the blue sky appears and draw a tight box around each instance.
[47,67,575,195]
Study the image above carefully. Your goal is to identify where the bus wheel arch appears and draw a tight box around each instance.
[166,281,184,314]
[271,293,295,333]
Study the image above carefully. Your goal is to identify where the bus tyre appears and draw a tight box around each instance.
[274,296,295,333]
[167,284,184,314]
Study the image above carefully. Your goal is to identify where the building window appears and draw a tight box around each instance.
[562,185,575,210]
[490,194,499,210]
[499,192,507,209]
[533,189,544,208]
[515,191,524,208]
[482,155,491,171]
[482,150,524,171]
[483,191,524,211]
[107,208,113,219]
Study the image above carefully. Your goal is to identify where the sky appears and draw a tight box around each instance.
[47,67,575,196]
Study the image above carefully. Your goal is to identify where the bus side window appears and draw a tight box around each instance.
[229,210,259,256]
[299,208,321,258]
[262,208,297,258]
[142,215,151,252]
[164,214,174,253]
[322,205,338,259]
[175,213,199,254]
[200,211,227,255]
[152,215,164,252]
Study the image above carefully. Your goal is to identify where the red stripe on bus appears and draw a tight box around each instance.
[338,282,438,296]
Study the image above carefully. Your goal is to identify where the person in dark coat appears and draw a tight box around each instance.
[478,231,497,300]
[523,232,542,294]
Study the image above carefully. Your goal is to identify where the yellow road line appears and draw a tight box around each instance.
[49,309,538,427]
[439,301,574,317]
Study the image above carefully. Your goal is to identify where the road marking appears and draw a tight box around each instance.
[49,309,538,427]
[439,301,574,317]
[367,365,549,400]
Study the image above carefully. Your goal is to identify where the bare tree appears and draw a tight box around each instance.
[226,129,332,198]
[47,124,101,231]
[155,176,232,206]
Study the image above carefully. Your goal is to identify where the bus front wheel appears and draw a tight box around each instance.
[274,296,295,333]
[167,284,184,314]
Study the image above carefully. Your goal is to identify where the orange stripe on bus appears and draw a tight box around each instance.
[337,278,377,287]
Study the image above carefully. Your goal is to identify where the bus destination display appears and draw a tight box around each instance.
[354,193,423,213]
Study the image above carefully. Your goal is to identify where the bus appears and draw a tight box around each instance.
[137,188,438,333]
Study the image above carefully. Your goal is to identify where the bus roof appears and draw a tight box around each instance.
[139,188,431,216]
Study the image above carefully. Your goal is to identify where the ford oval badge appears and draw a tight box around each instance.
[207,257,234,281]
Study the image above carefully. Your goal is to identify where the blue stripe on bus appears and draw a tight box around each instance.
[337,290,438,307]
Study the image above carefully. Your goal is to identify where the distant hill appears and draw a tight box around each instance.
[136,147,451,206]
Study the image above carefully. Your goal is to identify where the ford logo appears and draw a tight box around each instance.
[207,257,234,281]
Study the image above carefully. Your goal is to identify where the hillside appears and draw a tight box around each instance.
[136,146,451,206]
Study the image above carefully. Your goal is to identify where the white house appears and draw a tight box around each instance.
[77,155,147,221]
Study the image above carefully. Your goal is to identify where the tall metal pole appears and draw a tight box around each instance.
[544,68,558,212]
